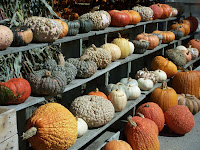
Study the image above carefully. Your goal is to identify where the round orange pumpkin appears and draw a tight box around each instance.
[102,140,132,150]
[151,56,177,78]
[150,82,178,112]
[156,4,171,19]
[136,102,165,132]
[178,23,190,36]
[88,88,108,99]
[109,10,130,27]
[164,105,194,135]
[170,24,186,35]
[55,19,69,38]
[152,30,175,43]
[22,103,77,150]
[121,10,141,25]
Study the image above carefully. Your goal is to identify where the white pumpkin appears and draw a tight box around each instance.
[108,89,127,112]
[77,118,88,137]
[126,85,141,100]
[153,70,167,82]
[101,43,121,61]
[129,41,135,55]
[120,77,138,86]
[138,78,154,91]
[176,45,187,51]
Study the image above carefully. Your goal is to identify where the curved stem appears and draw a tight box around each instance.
[22,127,37,140]
[137,112,145,118]
[91,44,97,50]
[57,53,65,66]
[95,88,99,92]
[127,115,137,127]
[118,32,122,38]
[161,81,168,89]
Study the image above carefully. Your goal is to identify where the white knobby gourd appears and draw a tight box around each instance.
[77,118,88,137]
[129,41,135,55]
[126,85,141,100]
[138,78,154,91]
[108,89,127,112]
[120,77,138,86]
[154,70,167,82]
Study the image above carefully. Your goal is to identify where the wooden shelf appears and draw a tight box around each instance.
[184,57,200,68]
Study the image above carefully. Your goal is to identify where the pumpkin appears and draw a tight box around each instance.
[102,140,132,150]
[108,89,127,112]
[172,69,200,98]
[164,105,195,135]
[151,56,177,78]
[126,84,141,100]
[150,33,163,45]
[165,49,187,67]
[135,68,158,84]
[121,10,141,25]
[179,19,192,30]
[108,10,130,27]
[170,24,186,36]
[150,4,163,19]
[135,33,159,50]
[136,102,165,132]
[153,69,167,83]
[170,7,178,17]
[22,103,77,150]
[88,88,108,99]
[0,25,13,50]
[78,19,94,33]
[55,19,69,38]
[112,33,130,59]
[187,39,200,53]
[169,2,185,16]
[66,20,80,36]
[137,78,154,91]
[186,13,199,32]
[27,69,67,96]
[11,26,33,46]
[176,45,187,51]
[129,41,135,55]
[150,82,178,112]
[181,49,192,62]
[120,77,138,86]
[67,55,97,78]
[77,117,88,137]
[124,115,160,150]
[131,39,149,54]
[70,95,115,128]
[132,5,153,21]
[0,78,31,105]
[178,94,200,115]
[188,45,199,59]
[155,4,171,19]
[179,23,190,36]
[170,29,184,40]
[82,44,112,69]
[152,30,175,44]
[101,42,121,61]
[106,82,129,99]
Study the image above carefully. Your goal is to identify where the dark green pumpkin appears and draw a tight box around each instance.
[11,26,33,46]
[170,30,184,40]
[66,20,80,36]
[79,19,94,33]
[132,40,149,54]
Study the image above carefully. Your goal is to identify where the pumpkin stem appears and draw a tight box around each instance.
[57,53,65,66]
[91,44,97,50]
[189,45,192,49]
[45,70,51,77]
[144,67,148,72]
[21,127,37,140]
[104,38,107,44]
[127,115,137,127]
[68,15,71,22]
[91,5,100,13]
[137,112,145,118]
[189,66,193,71]
[80,55,90,61]
[161,81,168,89]
[95,88,99,92]
[144,104,149,107]
[118,32,122,38]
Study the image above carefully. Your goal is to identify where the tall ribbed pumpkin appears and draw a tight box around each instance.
[124,116,160,150]
[150,82,178,112]
[22,103,77,150]
[172,69,199,98]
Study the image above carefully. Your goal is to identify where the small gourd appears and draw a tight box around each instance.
[0,25,13,50]
[108,89,127,112]
[77,117,88,137]
[78,19,94,33]
[88,88,108,99]
[126,85,141,100]
[131,40,149,54]
[153,69,167,82]
[120,77,138,86]
[128,41,135,55]
[135,68,158,84]
[132,5,153,21]
[138,78,154,91]
[66,18,80,36]
[170,30,184,40]
[187,45,199,59]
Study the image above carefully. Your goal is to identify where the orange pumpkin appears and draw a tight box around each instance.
[152,30,175,43]
[102,140,132,150]
[187,39,200,53]
[136,102,165,132]
[172,69,200,98]
[88,88,108,99]
[151,56,177,78]
[55,19,69,38]
[121,10,141,25]
[182,49,192,62]
[156,4,171,19]
[124,115,160,150]
[170,24,186,35]
[179,23,190,36]
[150,82,178,112]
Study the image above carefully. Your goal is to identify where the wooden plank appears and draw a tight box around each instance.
[0,134,18,150]
[68,94,146,150]
[0,108,17,143]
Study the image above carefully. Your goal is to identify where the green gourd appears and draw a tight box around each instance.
[170,30,184,40]
[79,19,94,33]
[66,20,80,36]
[132,40,149,54]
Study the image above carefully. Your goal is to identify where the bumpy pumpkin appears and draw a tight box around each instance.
[121,10,141,25]
[28,69,67,96]
[82,44,112,69]
[152,30,175,44]
[136,102,165,132]
[150,82,178,112]
[151,56,177,78]
[188,45,199,59]
[172,69,199,98]
[135,68,158,84]
[54,19,69,38]
[124,115,160,150]
[0,78,31,105]
[88,88,108,99]
[164,105,194,135]
[132,5,153,21]
[102,140,132,150]
[67,55,97,78]
[22,103,77,150]
[70,95,115,128]
[0,25,13,50]
[131,39,149,54]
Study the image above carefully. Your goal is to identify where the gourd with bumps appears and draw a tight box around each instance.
[0,25,13,50]
[135,68,158,84]
[132,5,153,21]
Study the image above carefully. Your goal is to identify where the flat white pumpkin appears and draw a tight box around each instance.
[138,78,154,91]
[120,77,138,86]
[129,41,135,55]
[154,70,167,82]
[77,118,88,137]
[126,85,141,100]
